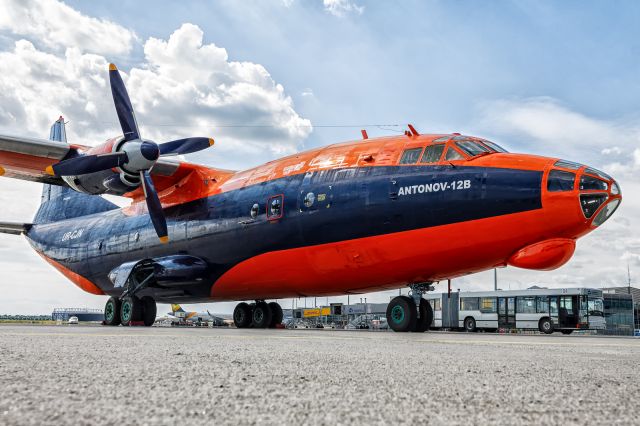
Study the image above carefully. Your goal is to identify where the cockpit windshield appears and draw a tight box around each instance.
[480,140,508,153]
[455,140,491,157]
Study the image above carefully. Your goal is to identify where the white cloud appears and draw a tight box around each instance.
[472,96,640,291]
[0,6,312,313]
[0,0,136,56]
[476,97,640,162]
[0,22,311,169]
[323,0,364,17]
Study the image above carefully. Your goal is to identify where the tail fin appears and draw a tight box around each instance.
[33,117,118,225]
[171,304,185,313]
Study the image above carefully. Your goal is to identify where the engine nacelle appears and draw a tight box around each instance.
[61,136,152,196]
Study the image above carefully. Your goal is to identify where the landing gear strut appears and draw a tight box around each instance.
[233,301,284,329]
[386,283,434,332]
[103,264,157,327]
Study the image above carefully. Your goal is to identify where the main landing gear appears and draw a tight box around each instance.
[233,301,284,329]
[103,265,157,327]
[104,295,157,327]
[386,284,434,333]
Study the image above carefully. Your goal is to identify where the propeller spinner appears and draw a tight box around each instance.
[47,64,215,242]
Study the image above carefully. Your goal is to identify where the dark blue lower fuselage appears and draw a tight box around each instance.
[26,165,542,302]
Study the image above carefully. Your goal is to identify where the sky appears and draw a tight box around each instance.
[1,0,639,314]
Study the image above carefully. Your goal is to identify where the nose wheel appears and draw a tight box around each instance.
[386,284,434,332]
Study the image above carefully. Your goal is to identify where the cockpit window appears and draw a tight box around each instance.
[399,148,423,164]
[554,160,582,170]
[433,136,450,143]
[580,175,608,191]
[547,169,575,192]
[421,144,445,164]
[481,140,508,153]
[584,167,612,181]
[445,147,464,161]
[455,140,491,157]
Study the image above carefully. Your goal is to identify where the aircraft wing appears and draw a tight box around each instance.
[0,133,235,199]
[0,134,71,184]
[0,222,32,235]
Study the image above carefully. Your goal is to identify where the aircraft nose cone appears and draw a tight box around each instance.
[140,141,160,161]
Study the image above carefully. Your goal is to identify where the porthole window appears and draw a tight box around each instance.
[250,203,259,219]
[270,198,281,216]
[304,192,315,208]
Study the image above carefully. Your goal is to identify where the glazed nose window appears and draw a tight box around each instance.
[592,199,620,227]
[580,194,607,218]
[547,170,575,192]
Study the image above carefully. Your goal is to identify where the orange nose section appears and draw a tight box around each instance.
[508,238,576,270]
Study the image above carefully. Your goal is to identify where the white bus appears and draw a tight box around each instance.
[427,288,606,334]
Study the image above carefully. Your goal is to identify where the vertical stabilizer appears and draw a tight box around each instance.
[171,304,185,313]
[33,117,118,224]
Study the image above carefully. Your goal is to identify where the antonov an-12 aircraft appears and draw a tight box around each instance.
[0,64,621,332]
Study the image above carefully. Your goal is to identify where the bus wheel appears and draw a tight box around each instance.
[104,297,121,326]
[561,330,573,335]
[233,302,253,328]
[414,299,433,332]
[464,317,477,332]
[539,318,554,334]
[386,296,416,332]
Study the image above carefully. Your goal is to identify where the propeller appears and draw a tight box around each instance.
[47,63,215,243]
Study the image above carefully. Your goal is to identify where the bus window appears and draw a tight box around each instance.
[445,147,464,161]
[517,297,536,313]
[480,297,497,313]
[399,148,423,164]
[460,297,479,310]
[560,296,573,310]
[429,298,441,311]
[550,297,558,314]
[588,297,604,316]
[536,296,549,313]
[421,144,445,164]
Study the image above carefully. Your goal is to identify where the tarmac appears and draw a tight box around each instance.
[0,325,638,425]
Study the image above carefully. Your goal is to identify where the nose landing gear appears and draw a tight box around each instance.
[386,283,434,332]
[233,301,284,329]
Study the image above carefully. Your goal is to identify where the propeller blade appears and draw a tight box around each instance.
[47,152,128,176]
[140,170,169,243]
[109,64,140,141]
[159,137,214,156]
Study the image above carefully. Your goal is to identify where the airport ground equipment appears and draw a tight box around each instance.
[0,64,622,330]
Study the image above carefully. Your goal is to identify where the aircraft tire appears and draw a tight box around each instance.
[414,298,433,332]
[120,296,142,326]
[104,297,121,326]
[252,301,273,328]
[386,296,417,332]
[141,296,156,327]
[268,302,283,328]
[233,302,253,328]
